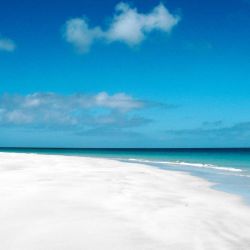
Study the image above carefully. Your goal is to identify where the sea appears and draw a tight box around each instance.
[1,148,250,204]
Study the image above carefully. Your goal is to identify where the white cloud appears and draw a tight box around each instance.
[94,92,143,111]
[5,110,33,124]
[0,37,16,52]
[64,18,103,53]
[0,92,145,128]
[107,2,180,45]
[64,2,180,53]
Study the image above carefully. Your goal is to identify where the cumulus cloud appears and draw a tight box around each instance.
[0,37,16,52]
[63,2,180,53]
[107,2,180,45]
[0,92,147,129]
[64,18,103,53]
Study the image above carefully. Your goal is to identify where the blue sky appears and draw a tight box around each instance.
[0,0,250,147]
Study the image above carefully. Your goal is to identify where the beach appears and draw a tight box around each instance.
[0,152,250,250]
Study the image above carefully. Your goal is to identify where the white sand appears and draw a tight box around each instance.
[0,153,250,250]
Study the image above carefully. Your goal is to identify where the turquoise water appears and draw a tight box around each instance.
[1,148,250,203]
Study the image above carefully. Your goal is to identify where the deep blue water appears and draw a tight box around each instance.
[1,148,250,203]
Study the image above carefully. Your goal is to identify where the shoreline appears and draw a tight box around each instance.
[0,152,250,249]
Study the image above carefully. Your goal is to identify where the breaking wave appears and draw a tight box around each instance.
[125,158,243,173]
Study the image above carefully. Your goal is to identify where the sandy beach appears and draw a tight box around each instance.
[0,152,250,250]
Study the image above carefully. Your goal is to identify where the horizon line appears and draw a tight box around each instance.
[1,147,250,150]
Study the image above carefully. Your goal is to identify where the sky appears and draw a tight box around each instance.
[0,0,250,148]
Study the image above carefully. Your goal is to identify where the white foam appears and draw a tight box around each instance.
[0,152,250,250]
[126,158,243,172]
